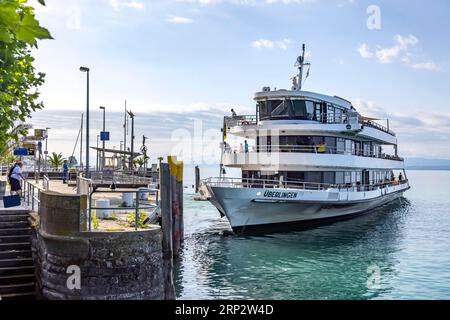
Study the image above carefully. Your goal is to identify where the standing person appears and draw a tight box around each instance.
[62,160,69,184]
[9,161,25,195]
[239,143,244,153]
[244,140,249,153]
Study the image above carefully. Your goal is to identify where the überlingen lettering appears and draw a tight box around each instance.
[263,190,297,199]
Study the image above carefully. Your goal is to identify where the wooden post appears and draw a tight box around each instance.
[195,165,200,193]
[168,156,183,256]
[160,163,175,300]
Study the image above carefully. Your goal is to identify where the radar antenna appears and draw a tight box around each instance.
[292,44,311,91]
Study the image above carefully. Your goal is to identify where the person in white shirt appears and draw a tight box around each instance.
[9,161,25,195]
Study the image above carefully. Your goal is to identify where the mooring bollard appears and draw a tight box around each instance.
[160,163,176,299]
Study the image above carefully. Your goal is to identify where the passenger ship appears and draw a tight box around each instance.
[204,45,410,234]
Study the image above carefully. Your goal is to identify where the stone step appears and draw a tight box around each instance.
[0,221,30,229]
[0,282,35,295]
[0,250,32,260]
[0,235,31,244]
[0,266,35,277]
[0,215,29,222]
[0,228,31,236]
[0,210,30,215]
[0,274,35,286]
[0,291,36,300]
[0,242,31,251]
[0,258,34,268]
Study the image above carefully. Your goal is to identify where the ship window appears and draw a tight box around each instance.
[258,101,270,121]
[323,172,335,184]
[335,108,343,123]
[335,172,344,184]
[269,100,288,119]
[336,138,345,154]
[291,100,314,120]
[344,172,351,184]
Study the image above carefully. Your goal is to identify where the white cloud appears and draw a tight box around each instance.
[411,62,440,72]
[252,38,292,50]
[357,35,418,64]
[167,15,194,24]
[357,44,373,59]
[357,34,439,71]
[109,0,144,11]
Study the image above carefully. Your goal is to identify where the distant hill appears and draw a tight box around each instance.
[405,158,450,170]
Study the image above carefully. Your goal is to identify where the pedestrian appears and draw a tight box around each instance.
[244,140,249,153]
[62,160,69,184]
[9,161,25,195]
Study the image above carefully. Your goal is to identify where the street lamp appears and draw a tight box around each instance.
[96,134,100,171]
[45,127,50,172]
[99,106,106,171]
[79,66,90,177]
[127,110,135,173]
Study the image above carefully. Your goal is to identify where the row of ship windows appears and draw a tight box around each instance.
[257,100,346,122]
[242,170,397,185]
[256,135,385,157]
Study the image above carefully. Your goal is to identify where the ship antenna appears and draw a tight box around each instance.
[292,43,311,91]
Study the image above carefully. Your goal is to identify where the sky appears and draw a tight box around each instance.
[25,0,450,165]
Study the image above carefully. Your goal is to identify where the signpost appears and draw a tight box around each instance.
[100,131,110,141]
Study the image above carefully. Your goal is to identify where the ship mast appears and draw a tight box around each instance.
[292,44,311,91]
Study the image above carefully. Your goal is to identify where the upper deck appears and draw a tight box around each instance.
[225,89,396,145]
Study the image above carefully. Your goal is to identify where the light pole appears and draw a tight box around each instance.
[127,110,135,173]
[79,66,90,178]
[99,106,106,171]
[45,127,50,172]
[96,134,99,171]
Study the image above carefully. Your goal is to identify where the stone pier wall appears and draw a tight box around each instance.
[31,191,167,300]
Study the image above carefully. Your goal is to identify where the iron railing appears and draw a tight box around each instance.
[87,187,159,231]
[21,176,50,212]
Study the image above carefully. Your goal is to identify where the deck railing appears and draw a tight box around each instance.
[204,177,409,192]
[225,113,396,137]
[224,144,404,162]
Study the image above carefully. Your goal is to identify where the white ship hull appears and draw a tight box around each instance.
[207,182,410,234]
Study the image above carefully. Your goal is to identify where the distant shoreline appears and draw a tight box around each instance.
[406,167,450,171]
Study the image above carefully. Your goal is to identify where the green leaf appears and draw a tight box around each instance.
[0,28,12,42]
[38,0,46,5]
[16,13,53,45]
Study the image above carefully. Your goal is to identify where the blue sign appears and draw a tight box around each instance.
[13,148,28,156]
[100,131,110,141]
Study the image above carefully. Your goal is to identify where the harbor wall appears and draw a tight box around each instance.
[31,191,169,300]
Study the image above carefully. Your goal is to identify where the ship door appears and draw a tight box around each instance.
[362,170,370,188]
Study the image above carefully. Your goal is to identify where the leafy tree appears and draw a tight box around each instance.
[48,152,64,170]
[0,0,52,155]
[134,157,145,169]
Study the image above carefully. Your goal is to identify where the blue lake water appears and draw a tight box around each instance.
[174,170,450,299]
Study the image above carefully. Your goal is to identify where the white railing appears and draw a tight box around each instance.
[224,144,404,162]
[204,177,410,192]
[77,175,92,196]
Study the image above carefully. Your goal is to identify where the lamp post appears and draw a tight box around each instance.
[96,134,99,171]
[127,110,135,173]
[45,127,50,172]
[99,106,106,171]
[79,66,90,178]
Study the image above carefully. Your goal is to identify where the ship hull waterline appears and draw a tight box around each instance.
[207,184,409,235]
